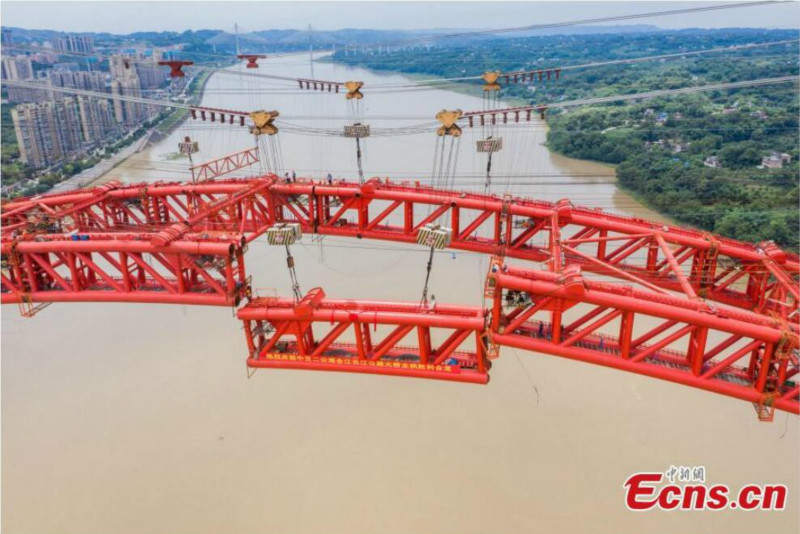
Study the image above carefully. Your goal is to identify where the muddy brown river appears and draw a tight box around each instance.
[2,55,797,533]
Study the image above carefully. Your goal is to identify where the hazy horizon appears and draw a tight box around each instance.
[1,1,798,35]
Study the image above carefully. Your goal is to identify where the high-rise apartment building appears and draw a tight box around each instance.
[109,53,168,90]
[76,97,117,144]
[53,35,95,54]
[3,56,49,103]
[110,77,147,125]
[52,62,81,72]
[6,85,53,104]
[109,54,137,80]
[135,60,169,89]
[108,54,158,124]
[1,56,34,80]
[49,70,107,93]
[11,98,85,169]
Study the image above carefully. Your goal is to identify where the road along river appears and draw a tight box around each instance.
[3,55,797,534]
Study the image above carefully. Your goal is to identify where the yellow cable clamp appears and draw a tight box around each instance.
[435,109,463,137]
[482,71,502,91]
[249,110,280,136]
[344,81,364,99]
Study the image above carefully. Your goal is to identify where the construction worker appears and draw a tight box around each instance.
[292,170,297,181]
[428,294,436,311]
[327,173,333,184]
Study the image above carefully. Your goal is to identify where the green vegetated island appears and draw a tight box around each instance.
[332,29,800,251]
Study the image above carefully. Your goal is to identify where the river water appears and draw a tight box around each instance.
[3,56,797,534]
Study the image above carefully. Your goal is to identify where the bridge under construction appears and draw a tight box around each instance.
[2,15,799,421]
[2,175,798,419]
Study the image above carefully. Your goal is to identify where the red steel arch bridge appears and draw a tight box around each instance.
[2,175,798,419]
[2,27,799,420]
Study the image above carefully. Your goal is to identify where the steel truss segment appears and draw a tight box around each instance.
[1,237,248,307]
[266,179,798,317]
[3,177,800,414]
[190,147,260,182]
[487,262,799,415]
[3,177,278,240]
[3,176,798,317]
[296,78,345,93]
[238,288,490,383]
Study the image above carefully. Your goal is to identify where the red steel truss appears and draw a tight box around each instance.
[487,262,798,417]
[500,67,561,85]
[461,105,549,126]
[3,176,797,324]
[1,234,247,308]
[1,179,274,238]
[1,179,271,307]
[188,106,249,127]
[2,175,798,415]
[239,287,490,383]
[190,147,260,181]
[265,179,799,321]
[297,78,343,93]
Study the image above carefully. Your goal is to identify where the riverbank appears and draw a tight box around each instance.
[31,66,215,193]
[51,130,153,192]
[153,69,214,140]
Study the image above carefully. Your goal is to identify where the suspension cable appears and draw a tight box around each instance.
[420,245,436,309]
[285,244,302,302]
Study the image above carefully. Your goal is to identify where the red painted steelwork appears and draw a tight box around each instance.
[1,178,276,239]
[237,54,267,68]
[297,78,343,93]
[190,147,260,181]
[158,60,194,77]
[4,177,798,317]
[189,106,249,127]
[487,263,799,416]
[2,235,247,306]
[3,176,798,414]
[501,68,561,85]
[239,288,490,383]
[266,179,799,321]
[463,105,548,126]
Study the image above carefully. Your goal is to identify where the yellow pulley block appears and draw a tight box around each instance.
[482,71,502,91]
[435,109,463,137]
[249,109,280,136]
[344,81,364,99]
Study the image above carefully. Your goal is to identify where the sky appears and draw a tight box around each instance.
[1,1,798,34]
